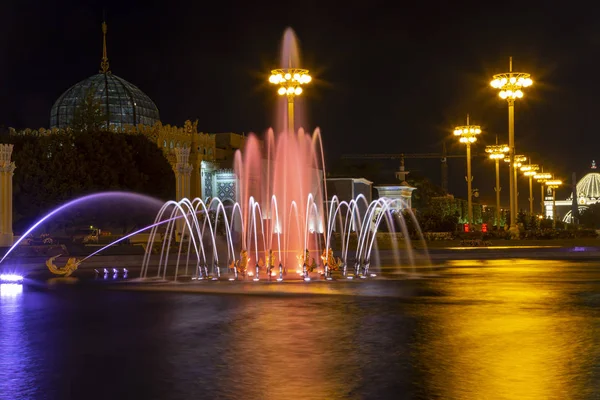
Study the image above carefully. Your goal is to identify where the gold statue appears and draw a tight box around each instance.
[231,249,250,277]
[297,249,317,273]
[46,254,80,277]
[265,249,275,276]
[321,248,342,272]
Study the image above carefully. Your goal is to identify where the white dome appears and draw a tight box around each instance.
[576,173,600,199]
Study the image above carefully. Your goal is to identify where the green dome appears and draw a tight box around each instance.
[50,73,160,130]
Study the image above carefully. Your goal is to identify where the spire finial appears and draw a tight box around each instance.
[509,56,513,72]
[100,21,110,74]
[466,113,470,125]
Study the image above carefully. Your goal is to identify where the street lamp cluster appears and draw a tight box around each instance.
[488,57,535,234]
[454,116,481,224]
[269,69,312,96]
[521,164,540,215]
[269,68,312,134]
[269,55,563,232]
[545,179,563,228]
[490,75,533,100]
[454,57,563,233]
[485,144,510,229]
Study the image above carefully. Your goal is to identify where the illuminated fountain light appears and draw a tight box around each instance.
[0,273,23,284]
[252,264,261,281]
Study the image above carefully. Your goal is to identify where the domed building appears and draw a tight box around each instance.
[49,22,160,130]
[548,161,600,223]
[9,21,251,208]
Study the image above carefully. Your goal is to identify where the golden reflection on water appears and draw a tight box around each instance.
[417,259,596,399]
[226,298,357,400]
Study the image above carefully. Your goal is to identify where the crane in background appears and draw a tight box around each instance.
[342,143,487,192]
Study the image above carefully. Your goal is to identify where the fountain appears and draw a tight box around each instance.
[137,28,429,282]
[0,29,429,285]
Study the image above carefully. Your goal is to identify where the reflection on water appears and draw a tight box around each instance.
[0,283,31,399]
[1,260,600,399]
[416,259,600,399]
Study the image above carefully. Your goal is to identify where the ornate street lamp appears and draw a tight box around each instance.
[521,163,540,215]
[485,143,509,229]
[504,154,527,217]
[491,57,533,232]
[545,179,562,228]
[453,115,482,225]
[269,68,312,134]
[535,172,552,216]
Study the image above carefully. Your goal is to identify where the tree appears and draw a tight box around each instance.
[9,130,175,233]
[71,87,107,133]
[406,172,447,210]
[579,204,600,229]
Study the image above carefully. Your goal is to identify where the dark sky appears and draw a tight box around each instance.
[1,0,597,206]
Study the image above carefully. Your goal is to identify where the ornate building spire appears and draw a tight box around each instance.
[100,21,110,74]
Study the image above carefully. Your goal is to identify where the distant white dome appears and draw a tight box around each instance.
[576,173,600,199]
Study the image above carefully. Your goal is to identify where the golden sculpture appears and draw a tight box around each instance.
[230,249,249,278]
[320,248,342,272]
[46,255,80,277]
[265,249,275,276]
[297,249,317,273]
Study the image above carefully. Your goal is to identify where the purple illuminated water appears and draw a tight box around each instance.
[0,192,164,264]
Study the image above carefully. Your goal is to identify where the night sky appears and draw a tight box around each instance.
[1,0,597,206]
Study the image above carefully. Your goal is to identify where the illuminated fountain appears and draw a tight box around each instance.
[139,192,421,282]
[0,29,428,284]
[137,29,426,282]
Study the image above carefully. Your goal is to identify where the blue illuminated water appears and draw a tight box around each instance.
[2,259,600,399]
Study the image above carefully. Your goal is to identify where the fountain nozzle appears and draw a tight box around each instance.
[253,264,260,281]
[277,263,283,282]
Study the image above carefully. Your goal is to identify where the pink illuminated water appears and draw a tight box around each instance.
[276,27,305,137]
[234,128,326,268]
[232,28,325,268]
[281,28,300,68]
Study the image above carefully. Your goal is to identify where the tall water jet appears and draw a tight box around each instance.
[234,127,326,270]
[269,28,312,136]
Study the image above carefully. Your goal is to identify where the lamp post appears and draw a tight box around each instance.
[485,144,509,229]
[269,68,312,134]
[521,163,539,215]
[490,58,533,233]
[546,179,562,228]
[453,115,482,225]
[504,154,527,219]
[535,172,552,216]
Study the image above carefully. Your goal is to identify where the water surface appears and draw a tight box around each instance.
[1,259,599,399]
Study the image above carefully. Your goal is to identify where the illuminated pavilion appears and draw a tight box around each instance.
[11,21,242,204]
[548,161,600,223]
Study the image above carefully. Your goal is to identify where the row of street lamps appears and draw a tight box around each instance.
[268,57,563,231]
[455,57,563,232]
